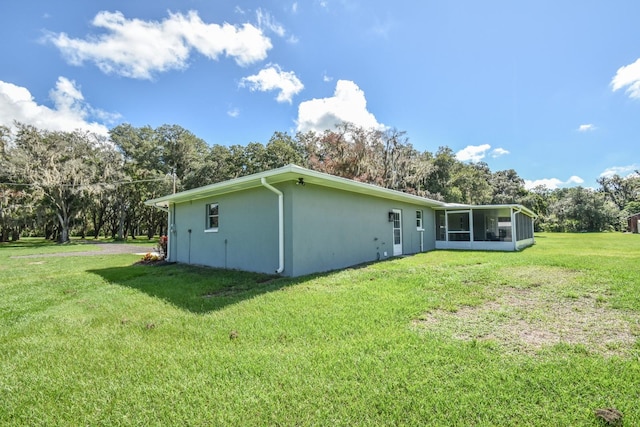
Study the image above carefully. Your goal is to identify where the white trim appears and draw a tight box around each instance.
[392,209,402,256]
[436,204,537,219]
[445,210,472,243]
[145,164,447,209]
[515,237,535,250]
[416,207,425,251]
[511,207,517,251]
[444,211,449,241]
[437,241,514,251]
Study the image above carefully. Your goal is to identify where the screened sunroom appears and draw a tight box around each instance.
[434,205,536,251]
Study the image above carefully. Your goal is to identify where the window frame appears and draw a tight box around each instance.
[416,210,424,231]
[205,202,219,232]
[446,210,471,242]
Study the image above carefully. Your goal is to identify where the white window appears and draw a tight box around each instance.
[416,210,423,230]
[205,203,219,231]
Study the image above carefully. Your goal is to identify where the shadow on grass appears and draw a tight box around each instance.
[88,254,421,314]
[88,262,304,314]
[0,239,59,248]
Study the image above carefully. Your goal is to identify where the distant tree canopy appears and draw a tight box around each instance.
[180,123,529,207]
[1,121,638,242]
[1,124,118,242]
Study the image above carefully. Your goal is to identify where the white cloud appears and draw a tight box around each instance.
[525,178,562,190]
[296,80,384,133]
[567,176,584,185]
[240,64,304,103]
[524,175,584,190]
[0,77,116,137]
[491,148,509,158]
[455,144,491,163]
[599,164,639,178]
[49,76,84,111]
[611,58,640,99]
[255,8,297,44]
[322,72,333,82]
[292,2,299,13]
[227,107,240,118]
[44,10,272,80]
[578,123,596,132]
[457,145,509,162]
[256,8,285,37]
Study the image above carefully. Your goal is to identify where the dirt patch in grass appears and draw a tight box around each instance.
[414,266,640,357]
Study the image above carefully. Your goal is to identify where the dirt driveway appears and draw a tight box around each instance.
[11,242,157,259]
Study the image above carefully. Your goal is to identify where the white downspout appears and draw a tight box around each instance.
[169,203,176,261]
[444,210,449,242]
[261,178,284,274]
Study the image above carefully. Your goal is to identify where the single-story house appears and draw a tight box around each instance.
[145,164,536,277]
[628,212,640,233]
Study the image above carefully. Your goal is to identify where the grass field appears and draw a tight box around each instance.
[1,233,639,426]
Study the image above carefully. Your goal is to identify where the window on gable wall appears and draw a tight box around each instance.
[205,203,219,231]
[416,210,423,230]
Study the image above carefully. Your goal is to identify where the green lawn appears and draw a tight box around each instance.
[1,233,639,426]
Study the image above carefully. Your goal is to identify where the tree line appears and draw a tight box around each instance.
[1,122,638,243]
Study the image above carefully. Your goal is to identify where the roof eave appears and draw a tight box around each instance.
[145,164,448,209]
[435,203,538,219]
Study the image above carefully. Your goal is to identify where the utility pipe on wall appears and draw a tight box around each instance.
[260,178,284,274]
[170,203,176,261]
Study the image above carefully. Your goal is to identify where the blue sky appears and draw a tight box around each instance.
[2,1,640,189]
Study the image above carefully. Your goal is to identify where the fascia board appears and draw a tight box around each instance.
[434,203,538,219]
[145,164,447,209]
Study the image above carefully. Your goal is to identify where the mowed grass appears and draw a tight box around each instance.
[1,233,639,426]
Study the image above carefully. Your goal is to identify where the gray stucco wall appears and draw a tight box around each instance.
[169,187,280,275]
[286,183,436,277]
[167,182,436,277]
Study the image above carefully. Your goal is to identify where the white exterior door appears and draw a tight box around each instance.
[392,209,402,256]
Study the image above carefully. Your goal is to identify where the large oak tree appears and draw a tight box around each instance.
[2,124,117,243]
